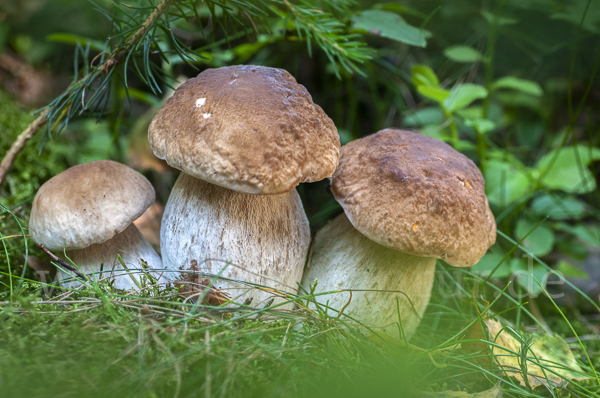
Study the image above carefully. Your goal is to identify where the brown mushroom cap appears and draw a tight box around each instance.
[331,129,496,267]
[148,65,340,195]
[30,160,155,251]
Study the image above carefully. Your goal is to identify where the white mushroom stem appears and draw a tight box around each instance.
[160,173,311,306]
[57,224,164,290]
[301,214,436,339]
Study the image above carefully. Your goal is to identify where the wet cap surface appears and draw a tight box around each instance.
[30,160,155,250]
[331,129,496,267]
[148,65,340,194]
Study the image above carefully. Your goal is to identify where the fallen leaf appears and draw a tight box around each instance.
[133,202,164,247]
[421,384,502,397]
[140,304,153,317]
[485,319,588,389]
[463,319,491,362]
[458,319,493,386]
[175,260,231,306]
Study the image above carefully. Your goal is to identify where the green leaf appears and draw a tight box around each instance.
[418,125,451,142]
[531,193,588,220]
[551,1,600,35]
[417,86,450,103]
[492,76,543,97]
[484,159,532,206]
[443,45,482,63]
[557,238,589,262]
[555,261,589,279]
[454,140,477,152]
[411,64,439,87]
[352,10,431,47]
[515,219,555,257]
[402,107,444,127]
[557,223,600,248]
[456,106,483,120]
[495,91,544,114]
[464,118,496,134]
[510,259,548,297]
[536,145,600,194]
[118,88,162,108]
[481,11,518,26]
[471,252,512,278]
[443,84,488,113]
[46,33,105,52]
[486,318,588,389]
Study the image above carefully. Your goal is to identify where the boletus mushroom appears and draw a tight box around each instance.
[148,65,339,304]
[29,160,163,289]
[302,129,496,338]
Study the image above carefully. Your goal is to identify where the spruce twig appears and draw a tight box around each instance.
[0,0,180,188]
[0,0,372,188]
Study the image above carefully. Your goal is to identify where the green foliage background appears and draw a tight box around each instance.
[0,0,599,396]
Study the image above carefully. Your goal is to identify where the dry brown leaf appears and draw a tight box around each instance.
[140,304,153,317]
[175,260,231,306]
[485,318,588,389]
[133,202,164,247]
[463,319,491,364]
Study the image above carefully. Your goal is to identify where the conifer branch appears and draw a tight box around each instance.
[0,0,372,188]
[0,0,180,188]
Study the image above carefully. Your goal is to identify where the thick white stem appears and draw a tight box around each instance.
[160,173,311,306]
[58,223,163,290]
[301,214,435,339]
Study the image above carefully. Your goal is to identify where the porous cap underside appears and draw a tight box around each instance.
[331,129,496,267]
[30,160,155,250]
[148,65,340,194]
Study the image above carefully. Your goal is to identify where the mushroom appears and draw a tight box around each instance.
[148,65,339,304]
[29,160,163,289]
[302,129,496,338]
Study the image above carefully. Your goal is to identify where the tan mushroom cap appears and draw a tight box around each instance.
[148,65,340,195]
[331,129,496,268]
[30,160,155,251]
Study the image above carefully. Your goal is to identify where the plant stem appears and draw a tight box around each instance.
[482,1,502,119]
[0,0,178,188]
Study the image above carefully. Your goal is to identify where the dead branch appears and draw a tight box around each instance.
[37,243,87,281]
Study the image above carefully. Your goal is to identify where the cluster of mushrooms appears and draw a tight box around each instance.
[29,65,496,338]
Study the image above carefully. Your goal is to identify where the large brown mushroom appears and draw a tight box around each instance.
[302,129,496,338]
[148,65,340,304]
[29,160,163,289]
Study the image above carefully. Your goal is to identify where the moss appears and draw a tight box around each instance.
[0,90,73,289]
[0,90,72,205]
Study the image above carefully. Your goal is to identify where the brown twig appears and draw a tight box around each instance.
[0,0,178,188]
[36,243,87,281]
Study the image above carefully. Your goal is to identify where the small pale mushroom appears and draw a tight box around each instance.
[29,160,163,289]
[148,65,340,305]
[302,129,496,338]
